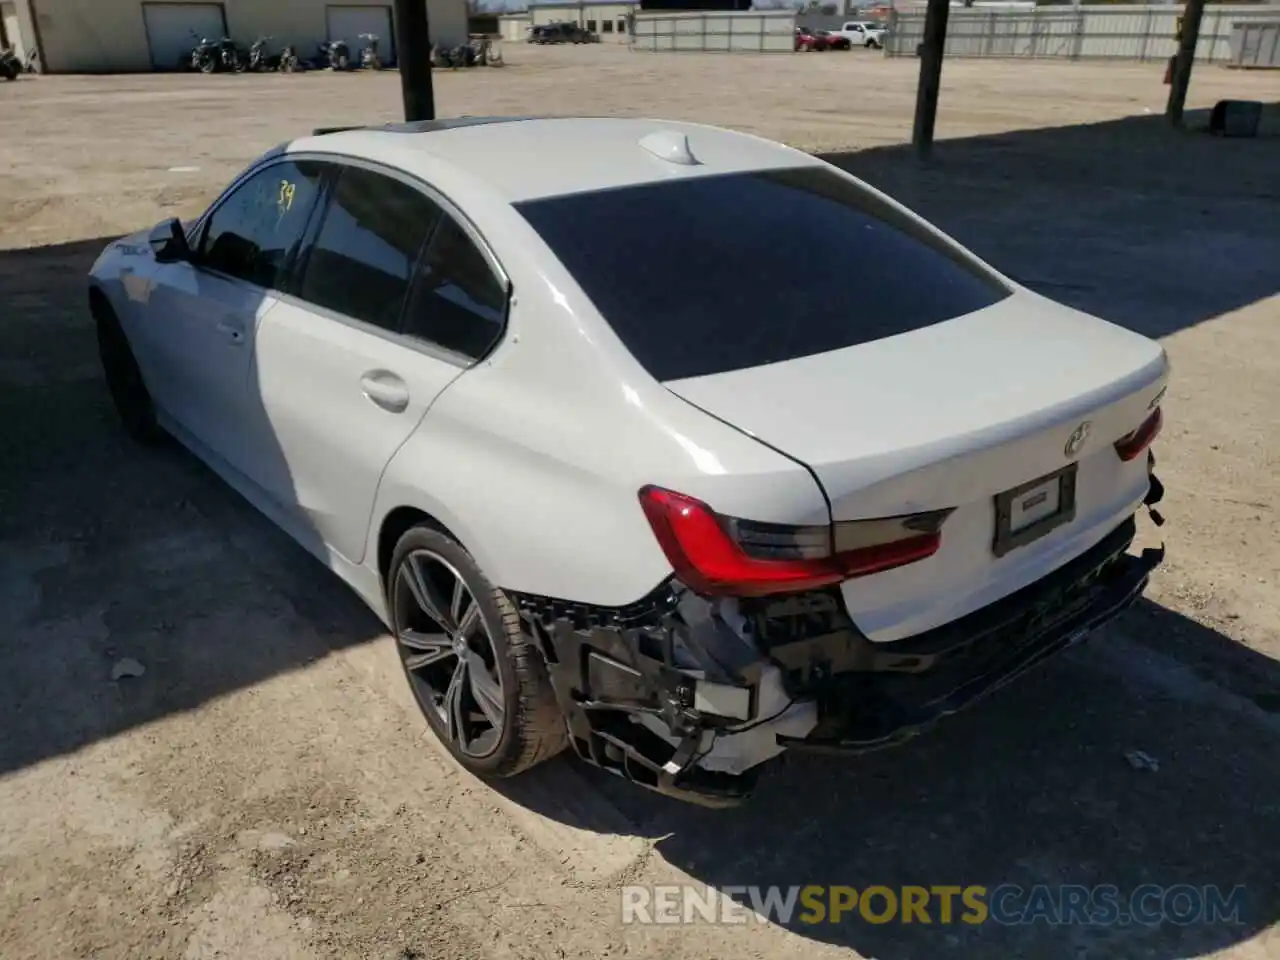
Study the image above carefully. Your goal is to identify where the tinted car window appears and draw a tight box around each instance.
[196,160,325,289]
[514,166,1011,382]
[296,166,442,331]
[402,215,507,359]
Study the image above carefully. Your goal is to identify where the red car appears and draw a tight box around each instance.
[795,27,851,51]
[793,26,824,51]
[815,29,852,50]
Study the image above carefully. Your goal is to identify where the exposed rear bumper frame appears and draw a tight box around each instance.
[511,473,1166,808]
[778,518,1162,755]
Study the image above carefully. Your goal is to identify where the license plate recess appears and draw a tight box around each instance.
[992,463,1078,559]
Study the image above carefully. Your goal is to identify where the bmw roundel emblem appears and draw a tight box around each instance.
[1064,421,1092,458]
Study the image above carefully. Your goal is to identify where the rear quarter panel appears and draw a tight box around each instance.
[332,142,854,607]
[364,208,831,608]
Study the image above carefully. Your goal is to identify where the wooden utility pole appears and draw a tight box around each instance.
[394,0,436,122]
[1165,0,1206,126]
[911,0,952,159]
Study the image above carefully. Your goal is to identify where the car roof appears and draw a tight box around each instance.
[284,116,824,203]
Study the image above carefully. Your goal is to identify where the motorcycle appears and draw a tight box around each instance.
[247,35,280,72]
[278,45,301,73]
[358,32,382,70]
[316,39,350,71]
[188,32,218,73]
[431,42,474,69]
[189,31,243,73]
[0,46,21,81]
[221,37,245,72]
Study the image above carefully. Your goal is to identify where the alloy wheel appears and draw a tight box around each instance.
[394,550,506,758]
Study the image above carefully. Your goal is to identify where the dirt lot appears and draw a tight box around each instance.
[2,44,1279,960]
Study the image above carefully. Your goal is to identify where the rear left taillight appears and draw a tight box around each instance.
[1115,407,1162,461]
[638,486,952,598]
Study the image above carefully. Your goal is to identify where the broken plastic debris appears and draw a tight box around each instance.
[110,657,146,681]
[1124,749,1159,772]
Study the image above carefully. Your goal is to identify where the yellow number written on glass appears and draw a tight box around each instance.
[278,180,296,213]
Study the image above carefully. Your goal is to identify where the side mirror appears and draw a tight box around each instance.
[149,217,191,264]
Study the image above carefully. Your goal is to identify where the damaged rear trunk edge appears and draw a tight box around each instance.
[512,471,1168,809]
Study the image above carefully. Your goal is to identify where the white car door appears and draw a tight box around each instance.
[136,158,328,471]
[247,161,510,564]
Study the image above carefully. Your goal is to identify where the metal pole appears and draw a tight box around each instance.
[912,0,952,159]
[394,0,436,122]
[1165,0,1206,126]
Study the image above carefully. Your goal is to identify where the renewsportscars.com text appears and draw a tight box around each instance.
[620,884,1247,927]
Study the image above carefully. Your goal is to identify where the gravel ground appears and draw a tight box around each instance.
[1,44,1278,960]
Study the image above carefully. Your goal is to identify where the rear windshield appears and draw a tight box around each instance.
[514,166,1011,382]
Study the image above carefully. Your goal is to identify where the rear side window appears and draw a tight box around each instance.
[514,166,1011,382]
[401,215,507,360]
[296,166,442,331]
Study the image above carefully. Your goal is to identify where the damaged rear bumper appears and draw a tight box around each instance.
[513,479,1166,808]
[776,519,1162,755]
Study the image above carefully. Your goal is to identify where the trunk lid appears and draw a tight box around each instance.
[665,291,1169,642]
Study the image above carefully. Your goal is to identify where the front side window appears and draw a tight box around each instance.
[401,214,507,359]
[296,166,442,331]
[195,160,326,289]
[515,166,1012,382]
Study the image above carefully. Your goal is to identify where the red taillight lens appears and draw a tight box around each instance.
[638,486,949,599]
[1115,407,1162,461]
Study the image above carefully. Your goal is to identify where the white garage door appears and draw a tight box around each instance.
[326,5,395,65]
[143,2,227,70]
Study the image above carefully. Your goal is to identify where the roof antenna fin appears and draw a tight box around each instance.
[639,130,700,166]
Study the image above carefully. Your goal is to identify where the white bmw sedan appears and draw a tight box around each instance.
[89,116,1168,806]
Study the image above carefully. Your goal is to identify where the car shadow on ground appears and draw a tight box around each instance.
[820,103,1280,343]
[0,236,384,777]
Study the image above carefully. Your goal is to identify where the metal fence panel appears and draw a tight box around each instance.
[630,10,796,52]
[884,4,1280,62]
[1230,19,1280,65]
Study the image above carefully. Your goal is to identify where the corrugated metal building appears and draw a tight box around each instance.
[498,12,532,41]
[2,0,468,73]
[526,0,637,40]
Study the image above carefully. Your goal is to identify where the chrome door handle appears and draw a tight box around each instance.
[360,371,410,413]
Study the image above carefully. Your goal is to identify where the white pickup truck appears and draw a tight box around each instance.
[830,20,888,48]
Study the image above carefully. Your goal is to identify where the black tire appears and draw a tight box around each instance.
[95,306,165,445]
[199,56,216,74]
[388,525,567,778]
